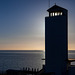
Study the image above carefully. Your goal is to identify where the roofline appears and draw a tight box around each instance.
[47,4,68,12]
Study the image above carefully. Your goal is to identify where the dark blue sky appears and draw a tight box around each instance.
[0,0,75,50]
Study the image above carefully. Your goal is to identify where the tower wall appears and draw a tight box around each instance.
[45,15,68,75]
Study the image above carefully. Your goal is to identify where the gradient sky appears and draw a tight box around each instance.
[0,0,75,50]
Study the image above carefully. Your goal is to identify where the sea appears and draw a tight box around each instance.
[0,50,45,72]
[0,50,75,72]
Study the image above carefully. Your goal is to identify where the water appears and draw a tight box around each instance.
[0,50,45,72]
[0,50,75,72]
[68,50,75,65]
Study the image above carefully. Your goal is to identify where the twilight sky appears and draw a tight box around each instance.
[0,0,75,50]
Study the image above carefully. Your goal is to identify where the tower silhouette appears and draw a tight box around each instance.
[45,5,68,75]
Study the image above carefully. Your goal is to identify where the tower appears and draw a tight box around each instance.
[45,5,68,75]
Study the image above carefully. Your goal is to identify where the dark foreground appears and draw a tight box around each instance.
[0,69,45,75]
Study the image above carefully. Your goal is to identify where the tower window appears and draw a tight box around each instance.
[57,12,60,16]
[60,12,62,15]
[53,12,54,16]
[55,12,58,16]
[50,12,63,17]
[50,13,53,16]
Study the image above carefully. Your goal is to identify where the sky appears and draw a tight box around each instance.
[0,0,75,50]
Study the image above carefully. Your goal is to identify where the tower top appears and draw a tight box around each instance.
[47,5,67,13]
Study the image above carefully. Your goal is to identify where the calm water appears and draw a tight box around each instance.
[0,50,75,72]
[0,50,45,72]
[68,50,75,65]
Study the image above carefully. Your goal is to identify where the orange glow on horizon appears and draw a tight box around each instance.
[68,43,75,50]
[0,43,75,50]
[0,40,45,50]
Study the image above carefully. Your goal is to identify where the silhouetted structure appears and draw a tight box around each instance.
[44,4,75,75]
[45,5,68,75]
[6,68,39,75]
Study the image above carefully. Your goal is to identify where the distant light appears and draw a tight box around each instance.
[50,13,53,16]
[55,12,58,16]
[60,12,63,15]
[53,12,54,16]
[50,12,63,17]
